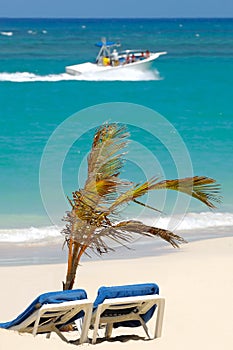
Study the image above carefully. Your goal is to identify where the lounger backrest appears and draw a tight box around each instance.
[93,283,159,327]
[0,289,87,329]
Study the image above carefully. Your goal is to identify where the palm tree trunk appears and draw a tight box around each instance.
[63,242,89,290]
[63,227,94,290]
[63,241,80,290]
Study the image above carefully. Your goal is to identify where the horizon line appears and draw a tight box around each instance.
[0,16,233,20]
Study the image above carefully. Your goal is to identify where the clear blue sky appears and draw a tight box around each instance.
[0,0,233,18]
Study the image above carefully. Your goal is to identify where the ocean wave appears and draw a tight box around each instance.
[0,212,232,244]
[141,212,233,231]
[0,31,13,36]
[27,30,37,35]
[0,226,62,244]
[0,69,160,82]
[27,29,47,35]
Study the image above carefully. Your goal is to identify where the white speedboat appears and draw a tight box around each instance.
[65,39,167,76]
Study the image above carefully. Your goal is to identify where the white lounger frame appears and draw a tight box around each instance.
[10,299,93,344]
[91,294,165,344]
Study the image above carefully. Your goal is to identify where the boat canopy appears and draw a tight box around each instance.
[95,41,116,47]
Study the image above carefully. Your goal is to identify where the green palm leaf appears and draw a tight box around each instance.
[86,123,129,183]
[148,176,221,208]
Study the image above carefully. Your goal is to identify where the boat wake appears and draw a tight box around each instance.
[0,69,161,82]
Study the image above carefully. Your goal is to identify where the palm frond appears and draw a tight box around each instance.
[113,220,186,248]
[132,199,163,213]
[63,217,185,256]
[83,123,130,207]
[148,176,221,208]
[107,177,160,213]
[87,123,129,180]
[85,177,131,201]
[108,175,221,213]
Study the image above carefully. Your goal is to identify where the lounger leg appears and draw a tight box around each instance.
[92,308,103,344]
[105,323,113,338]
[32,311,42,336]
[154,298,165,338]
[51,325,69,343]
[79,305,93,344]
[139,317,151,339]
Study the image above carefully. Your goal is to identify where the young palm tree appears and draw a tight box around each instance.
[62,123,221,290]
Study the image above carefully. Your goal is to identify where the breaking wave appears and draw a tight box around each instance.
[0,226,62,244]
[0,31,13,36]
[0,212,232,244]
[142,211,233,231]
[0,69,161,82]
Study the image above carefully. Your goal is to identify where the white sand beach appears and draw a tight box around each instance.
[0,236,232,350]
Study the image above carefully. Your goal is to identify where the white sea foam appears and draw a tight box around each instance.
[141,212,233,231]
[0,69,160,82]
[0,226,62,244]
[0,31,13,36]
[0,212,232,244]
[27,30,37,35]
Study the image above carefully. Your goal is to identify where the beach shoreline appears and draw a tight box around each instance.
[0,235,232,350]
[0,225,232,266]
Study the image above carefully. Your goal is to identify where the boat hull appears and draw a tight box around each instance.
[65,52,167,76]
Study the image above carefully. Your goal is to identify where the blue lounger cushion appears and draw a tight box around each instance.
[93,283,159,328]
[0,289,87,329]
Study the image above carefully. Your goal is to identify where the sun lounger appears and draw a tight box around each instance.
[91,283,165,344]
[0,289,93,344]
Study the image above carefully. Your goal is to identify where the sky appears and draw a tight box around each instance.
[0,0,233,18]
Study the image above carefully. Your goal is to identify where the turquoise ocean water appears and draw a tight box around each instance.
[0,18,232,262]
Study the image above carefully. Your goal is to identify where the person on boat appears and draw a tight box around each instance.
[111,49,119,66]
[131,54,136,62]
[102,56,110,66]
[145,50,150,58]
[125,54,130,64]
